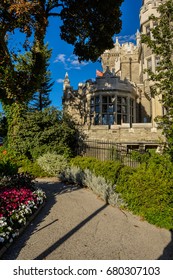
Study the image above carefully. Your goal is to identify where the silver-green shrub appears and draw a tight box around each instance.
[60,165,84,185]
[37,152,68,177]
[83,169,123,206]
[60,165,124,207]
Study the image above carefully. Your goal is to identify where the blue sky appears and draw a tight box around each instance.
[1,0,142,111]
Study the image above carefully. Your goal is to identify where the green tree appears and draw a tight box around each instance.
[0,0,123,149]
[29,46,53,111]
[15,107,81,160]
[30,73,53,111]
[141,0,173,158]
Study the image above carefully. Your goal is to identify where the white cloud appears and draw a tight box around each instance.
[114,34,136,44]
[56,78,64,83]
[54,54,66,64]
[54,53,89,70]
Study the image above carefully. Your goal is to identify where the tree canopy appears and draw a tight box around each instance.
[0,0,123,147]
[0,0,124,104]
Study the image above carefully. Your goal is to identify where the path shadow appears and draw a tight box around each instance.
[1,180,82,260]
[158,230,173,260]
[34,203,108,260]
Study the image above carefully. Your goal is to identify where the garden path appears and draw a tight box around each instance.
[2,178,173,260]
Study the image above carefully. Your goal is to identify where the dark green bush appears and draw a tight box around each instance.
[12,108,80,160]
[0,148,18,177]
[0,160,18,177]
[116,153,173,229]
[18,158,50,178]
[70,156,123,185]
[0,172,35,190]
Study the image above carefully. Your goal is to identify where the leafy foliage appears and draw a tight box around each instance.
[141,0,173,158]
[60,0,123,61]
[0,0,123,149]
[37,152,68,176]
[116,152,173,229]
[70,156,123,185]
[13,107,80,160]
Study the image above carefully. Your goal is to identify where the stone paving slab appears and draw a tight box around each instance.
[1,178,173,260]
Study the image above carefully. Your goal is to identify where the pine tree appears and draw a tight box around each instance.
[30,73,53,111]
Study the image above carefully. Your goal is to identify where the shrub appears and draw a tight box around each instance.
[60,165,84,185]
[70,156,123,185]
[0,148,18,177]
[12,108,81,160]
[0,173,35,190]
[18,158,49,178]
[60,165,124,207]
[37,152,68,177]
[116,153,173,229]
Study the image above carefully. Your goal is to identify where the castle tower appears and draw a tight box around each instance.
[63,72,70,91]
[139,0,163,126]
[101,38,140,84]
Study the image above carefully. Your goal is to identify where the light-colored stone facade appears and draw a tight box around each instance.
[62,0,166,146]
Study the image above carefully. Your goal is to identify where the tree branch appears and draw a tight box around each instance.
[48,12,61,17]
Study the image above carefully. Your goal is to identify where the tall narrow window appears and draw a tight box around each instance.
[101,95,115,125]
[117,96,128,124]
[146,25,150,36]
[147,58,152,70]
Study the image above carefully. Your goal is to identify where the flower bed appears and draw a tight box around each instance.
[0,185,46,247]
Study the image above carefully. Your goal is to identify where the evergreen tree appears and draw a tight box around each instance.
[141,0,173,158]
[29,46,54,112]
[30,75,53,112]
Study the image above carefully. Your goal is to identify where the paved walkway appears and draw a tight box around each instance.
[2,178,173,260]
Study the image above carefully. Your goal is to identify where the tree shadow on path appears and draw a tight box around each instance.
[34,203,108,260]
[158,230,173,260]
[1,180,83,260]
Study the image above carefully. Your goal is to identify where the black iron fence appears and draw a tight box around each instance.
[76,139,145,168]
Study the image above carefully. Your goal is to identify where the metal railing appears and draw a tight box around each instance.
[76,139,144,168]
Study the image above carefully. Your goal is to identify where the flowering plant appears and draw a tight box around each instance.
[0,186,46,246]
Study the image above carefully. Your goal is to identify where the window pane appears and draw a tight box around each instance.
[147,58,152,70]
[108,104,114,113]
[90,98,94,105]
[117,105,121,113]
[117,96,121,104]
[117,114,121,124]
[109,115,114,125]
[122,97,127,104]
[123,115,128,123]
[95,96,100,104]
[102,114,108,125]
[95,105,100,113]
[122,105,127,113]
[94,114,99,125]
[102,104,107,113]
[109,96,115,103]
[91,106,94,113]
[102,96,107,103]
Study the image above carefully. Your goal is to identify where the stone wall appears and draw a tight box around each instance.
[82,123,165,144]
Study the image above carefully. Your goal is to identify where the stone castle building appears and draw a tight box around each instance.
[62,0,165,147]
